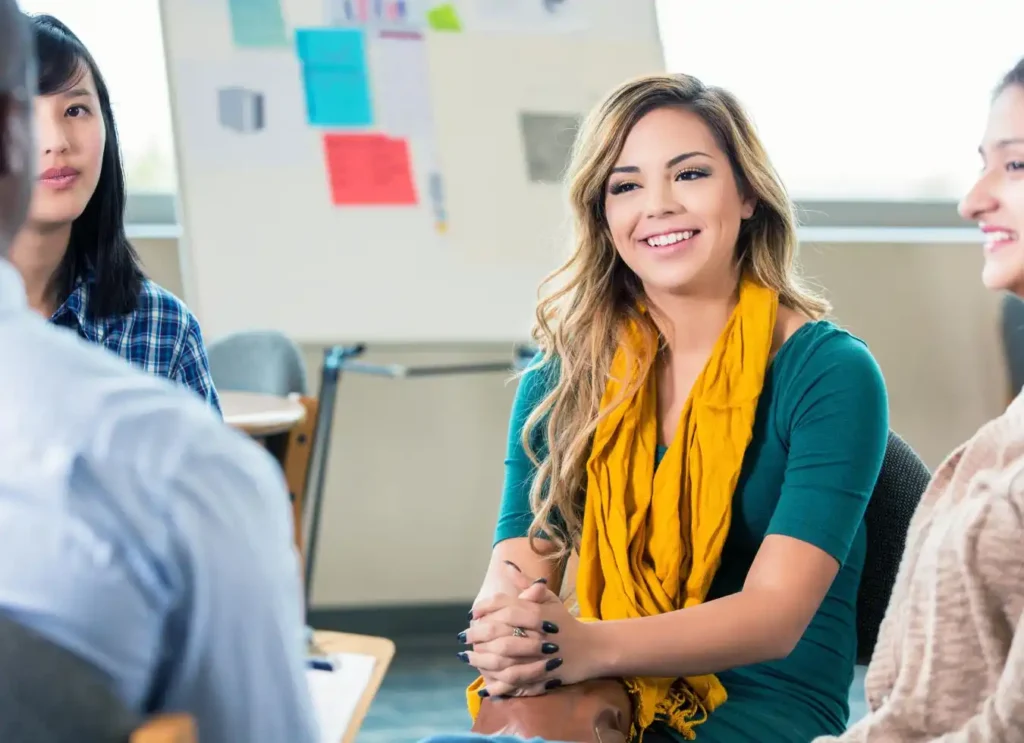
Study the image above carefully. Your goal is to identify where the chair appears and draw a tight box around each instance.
[284,395,320,557]
[208,329,308,396]
[0,612,198,742]
[1000,293,1024,406]
[208,330,317,558]
[855,431,932,665]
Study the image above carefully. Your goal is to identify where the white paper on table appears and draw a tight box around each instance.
[306,652,378,743]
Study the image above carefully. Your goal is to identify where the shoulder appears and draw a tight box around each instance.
[132,280,204,341]
[769,321,888,440]
[1,315,266,522]
[81,358,283,549]
[513,351,559,412]
[774,320,886,397]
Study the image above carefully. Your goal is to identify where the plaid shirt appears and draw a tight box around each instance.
[51,275,222,415]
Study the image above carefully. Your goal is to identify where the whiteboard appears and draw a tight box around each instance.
[160,0,665,343]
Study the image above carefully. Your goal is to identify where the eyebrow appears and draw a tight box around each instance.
[611,150,710,174]
[61,87,92,100]
[979,137,1024,154]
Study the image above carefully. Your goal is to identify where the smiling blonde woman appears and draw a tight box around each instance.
[448,72,891,743]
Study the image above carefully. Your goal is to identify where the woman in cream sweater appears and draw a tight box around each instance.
[820,57,1024,743]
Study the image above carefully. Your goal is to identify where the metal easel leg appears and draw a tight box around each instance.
[302,344,365,614]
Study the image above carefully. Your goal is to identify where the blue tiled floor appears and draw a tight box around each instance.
[357,642,871,743]
[357,639,476,743]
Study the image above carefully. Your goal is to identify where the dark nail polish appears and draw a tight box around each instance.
[545,657,563,672]
[542,621,560,634]
[467,610,474,620]
[478,689,489,698]
[502,560,522,572]
[532,577,548,584]
[456,652,469,663]
[457,632,467,644]
[541,642,559,654]
[545,679,562,690]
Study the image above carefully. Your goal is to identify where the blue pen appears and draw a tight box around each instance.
[308,658,334,672]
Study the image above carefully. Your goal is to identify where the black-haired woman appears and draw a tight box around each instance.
[9,14,220,412]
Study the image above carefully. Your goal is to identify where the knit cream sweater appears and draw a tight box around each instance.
[821,398,1024,742]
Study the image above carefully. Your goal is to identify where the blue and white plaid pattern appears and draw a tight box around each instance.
[51,276,222,414]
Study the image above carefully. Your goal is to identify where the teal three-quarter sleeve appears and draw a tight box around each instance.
[493,354,556,545]
[767,332,890,565]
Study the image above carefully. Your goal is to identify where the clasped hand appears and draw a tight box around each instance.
[457,562,598,698]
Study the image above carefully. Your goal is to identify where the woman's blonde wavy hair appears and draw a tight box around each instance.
[523,73,829,562]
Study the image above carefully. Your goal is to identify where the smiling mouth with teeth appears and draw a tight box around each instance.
[645,230,700,248]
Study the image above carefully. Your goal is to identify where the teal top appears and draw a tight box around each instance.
[494,321,889,742]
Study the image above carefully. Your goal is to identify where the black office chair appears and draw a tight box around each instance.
[1001,293,1024,405]
[0,612,141,741]
[855,431,932,665]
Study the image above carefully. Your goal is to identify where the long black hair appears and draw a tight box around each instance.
[30,14,143,317]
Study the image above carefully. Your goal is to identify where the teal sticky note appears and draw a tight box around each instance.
[295,28,374,127]
[229,0,289,48]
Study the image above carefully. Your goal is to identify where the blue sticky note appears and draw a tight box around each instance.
[229,0,289,48]
[294,28,374,127]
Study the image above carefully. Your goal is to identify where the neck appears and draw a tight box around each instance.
[8,222,71,317]
[647,280,740,356]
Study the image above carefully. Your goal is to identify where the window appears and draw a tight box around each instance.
[656,0,1024,207]
[19,0,177,210]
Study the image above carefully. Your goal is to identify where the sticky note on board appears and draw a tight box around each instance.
[372,31,435,139]
[217,88,265,133]
[228,0,289,48]
[295,28,374,127]
[519,111,580,184]
[426,3,462,31]
[323,133,418,206]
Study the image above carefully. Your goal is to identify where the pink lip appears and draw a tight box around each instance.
[39,166,79,191]
[980,224,1019,254]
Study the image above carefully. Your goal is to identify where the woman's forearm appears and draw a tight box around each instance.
[588,589,801,679]
[475,538,564,605]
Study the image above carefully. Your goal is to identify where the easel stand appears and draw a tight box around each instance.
[301,344,532,609]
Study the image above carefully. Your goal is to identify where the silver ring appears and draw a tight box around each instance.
[512,626,527,638]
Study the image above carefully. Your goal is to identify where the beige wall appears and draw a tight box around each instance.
[134,237,1008,609]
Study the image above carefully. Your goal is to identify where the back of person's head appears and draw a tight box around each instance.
[524,73,827,555]
[29,14,142,316]
[0,0,35,254]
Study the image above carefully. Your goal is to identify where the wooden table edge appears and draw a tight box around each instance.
[311,630,397,743]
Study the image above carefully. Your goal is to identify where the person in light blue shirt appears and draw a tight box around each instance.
[0,5,317,741]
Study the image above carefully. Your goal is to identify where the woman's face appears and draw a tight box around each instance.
[603,106,755,301]
[27,63,106,229]
[959,84,1024,294]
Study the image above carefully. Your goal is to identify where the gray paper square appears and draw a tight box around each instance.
[218,87,265,133]
[519,112,580,184]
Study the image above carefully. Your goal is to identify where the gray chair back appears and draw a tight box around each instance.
[208,330,308,396]
[0,612,141,742]
[855,431,931,664]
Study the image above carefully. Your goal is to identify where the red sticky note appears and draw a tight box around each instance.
[322,133,418,206]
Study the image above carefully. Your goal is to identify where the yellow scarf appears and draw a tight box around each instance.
[466,279,778,740]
